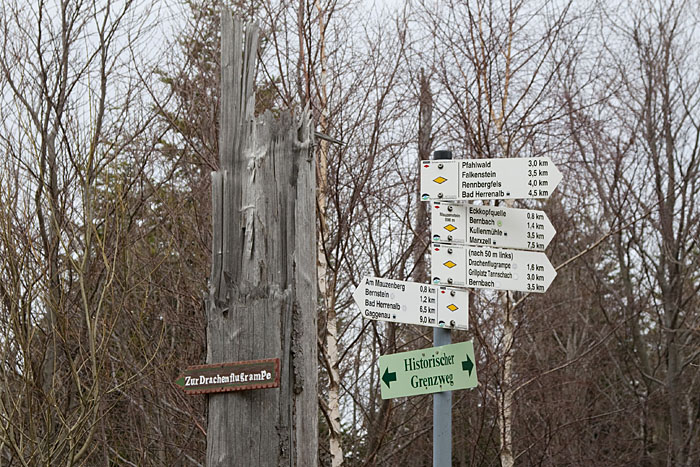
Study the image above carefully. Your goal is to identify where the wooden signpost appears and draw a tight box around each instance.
[197,13,318,467]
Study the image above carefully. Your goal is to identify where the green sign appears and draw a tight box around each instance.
[174,358,280,395]
[378,341,478,399]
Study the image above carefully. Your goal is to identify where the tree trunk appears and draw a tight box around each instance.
[499,294,515,467]
[206,14,317,466]
[413,69,432,283]
[314,2,344,465]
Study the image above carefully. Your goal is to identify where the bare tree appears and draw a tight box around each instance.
[562,1,700,464]
[0,0,172,464]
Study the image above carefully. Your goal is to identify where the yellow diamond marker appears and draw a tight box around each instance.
[443,261,457,269]
[433,176,447,184]
[444,224,457,232]
[446,304,458,312]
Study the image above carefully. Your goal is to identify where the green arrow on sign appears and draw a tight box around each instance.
[378,340,478,399]
[462,355,474,376]
[382,368,397,388]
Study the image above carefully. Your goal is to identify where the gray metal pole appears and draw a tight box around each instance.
[432,149,452,467]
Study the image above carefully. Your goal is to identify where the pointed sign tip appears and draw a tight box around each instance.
[352,277,368,310]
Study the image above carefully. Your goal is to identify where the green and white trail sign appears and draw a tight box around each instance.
[378,340,478,399]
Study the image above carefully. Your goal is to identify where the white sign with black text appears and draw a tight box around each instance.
[420,157,562,201]
[431,202,556,251]
[431,244,556,293]
[352,276,469,329]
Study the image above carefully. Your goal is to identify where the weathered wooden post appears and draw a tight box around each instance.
[206,13,317,466]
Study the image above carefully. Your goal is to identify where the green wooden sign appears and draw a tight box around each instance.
[174,358,280,395]
[378,341,477,399]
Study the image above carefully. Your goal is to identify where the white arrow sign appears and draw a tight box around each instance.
[431,244,556,293]
[352,276,469,329]
[431,202,556,251]
[420,157,562,201]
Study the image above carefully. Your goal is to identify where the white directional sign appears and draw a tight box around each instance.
[431,244,556,293]
[420,157,562,201]
[431,203,556,251]
[352,276,469,329]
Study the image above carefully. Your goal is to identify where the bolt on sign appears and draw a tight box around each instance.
[431,202,556,251]
[420,157,562,201]
[378,340,478,399]
[174,358,280,395]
